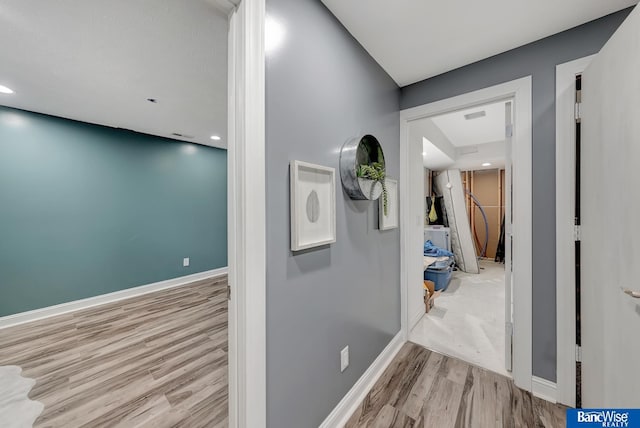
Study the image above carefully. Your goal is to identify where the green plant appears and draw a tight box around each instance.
[356,161,388,215]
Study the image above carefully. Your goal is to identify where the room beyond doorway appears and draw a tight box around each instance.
[412,98,510,377]
[411,259,508,376]
[399,77,533,392]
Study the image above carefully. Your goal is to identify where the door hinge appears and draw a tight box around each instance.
[574,225,582,241]
[575,102,582,120]
[506,321,513,338]
[506,124,514,138]
[227,285,231,300]
[575,344,582,362]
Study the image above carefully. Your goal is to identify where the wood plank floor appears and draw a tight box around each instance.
[346,342,567,428]
[0,276,228,428]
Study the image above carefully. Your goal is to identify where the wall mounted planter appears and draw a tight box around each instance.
[339,134,386,201]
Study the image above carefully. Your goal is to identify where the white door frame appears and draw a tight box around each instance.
[399,77,533,391]
[228,0,266,427]
[504,100,514,373]
[555,55,594,408]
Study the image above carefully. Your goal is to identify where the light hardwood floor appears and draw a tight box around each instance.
[0,276,228,428]
[346,342,567,428]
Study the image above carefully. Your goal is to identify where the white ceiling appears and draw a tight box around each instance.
[320,0,638,86]
[431,100,507,147]
[453,141,506,171]
[418,100,507,171]
[422,138,454,171]
[0,0,231,148]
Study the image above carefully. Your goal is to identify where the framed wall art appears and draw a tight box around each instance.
[290,160,336,251]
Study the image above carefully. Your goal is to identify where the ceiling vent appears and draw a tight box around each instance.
[171,133,195,139]
[458,146,479,155]
[464,111,486,120]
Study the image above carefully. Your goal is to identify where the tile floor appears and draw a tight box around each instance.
[410,260,508,376]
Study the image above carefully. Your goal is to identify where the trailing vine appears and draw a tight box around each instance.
[356,161,388,216]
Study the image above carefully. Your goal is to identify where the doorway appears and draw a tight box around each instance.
[408,100,511,377]
[555,55,594,408]
[555,2,640,408]
[399,77,533,391]
[0,0,267,426]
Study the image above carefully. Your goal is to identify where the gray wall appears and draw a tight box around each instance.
[0,106,227,316]
[401,8,633,382]
[265,0,400,426]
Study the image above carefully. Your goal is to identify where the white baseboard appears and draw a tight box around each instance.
[319,332,405,428]
[0,267,228,330]
[532,376,557,403]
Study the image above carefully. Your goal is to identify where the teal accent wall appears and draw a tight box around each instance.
[0,106,227,317]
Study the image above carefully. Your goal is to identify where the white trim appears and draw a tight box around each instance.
[319,332,405,428]
[228,1,266,427]
[504,101,514,373]
[409,307,424,332]
[532,376,558,404]
[228,11,239,428]
[399,76,533,392]
[555,55,594,408]
[399,119,410,337]
[0,268,228,330]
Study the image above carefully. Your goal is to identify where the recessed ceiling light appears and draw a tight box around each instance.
[464,111,486,120]
[210,135,221,141]
[0,85,15,94]
[482,162,492,167]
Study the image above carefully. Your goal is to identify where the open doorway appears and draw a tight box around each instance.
[399,77,533,391]
[409,99,511,376]
[0,1,248,426]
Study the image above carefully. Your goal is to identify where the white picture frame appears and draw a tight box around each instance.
[290,160,336,251]
[379,178,398,230]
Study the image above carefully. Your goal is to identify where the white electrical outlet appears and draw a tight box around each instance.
[340,346,349,372]
[183,257,190,267]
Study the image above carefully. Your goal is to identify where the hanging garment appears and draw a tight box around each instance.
[426,196,447,226]
[428,196,438,223]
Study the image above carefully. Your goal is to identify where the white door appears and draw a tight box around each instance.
[581,5,640,407]
[504,101,513,372]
